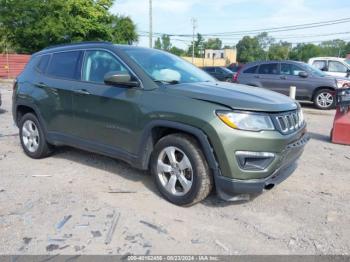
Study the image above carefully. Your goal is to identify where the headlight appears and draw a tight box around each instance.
[336,79,350,88]
[216,111,275,131]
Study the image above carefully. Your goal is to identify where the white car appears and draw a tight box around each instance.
[308,57,350,78]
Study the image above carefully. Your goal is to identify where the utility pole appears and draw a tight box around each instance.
[149,0,153,48]
[191,18,197,63]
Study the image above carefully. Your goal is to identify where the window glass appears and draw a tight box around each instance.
[258,63,279,75]
[47,51,81,79]
[281,63,304,76]
[36,55,51,73]
[243,65,258,74]
[204,67,215,72]
[124,48,215,84]
[82,50,128,83]
[329,61,347,73]
[312,60,327,70]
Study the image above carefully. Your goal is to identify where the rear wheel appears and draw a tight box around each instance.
[313,89,335,110]
[150,134,213,206]
[19,113,52,159]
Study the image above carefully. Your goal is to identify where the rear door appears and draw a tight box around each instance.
[255,63,281,92]
[71,49,142,154]
[39,50,83,135]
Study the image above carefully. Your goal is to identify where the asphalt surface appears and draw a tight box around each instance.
[0,82,349,255]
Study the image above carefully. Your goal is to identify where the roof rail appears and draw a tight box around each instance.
[43,41,113,50]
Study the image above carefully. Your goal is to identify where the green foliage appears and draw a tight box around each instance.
[236,36,265,63]
[187,33,205,57]
[154,34,171,51]
[268,42,291,60]
[204,38,222,50]
[110,15,138,45]
[0,0,138,53]
[289,44,322,62]
[169,46,186,56]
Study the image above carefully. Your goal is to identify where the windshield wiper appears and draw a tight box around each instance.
[154,80,179,85]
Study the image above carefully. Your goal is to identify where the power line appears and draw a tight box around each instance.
[138,17,350,37]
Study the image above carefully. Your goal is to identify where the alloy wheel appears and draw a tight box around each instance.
[316,92,334,108]
[157,146,193,196]
[22,120,40,153]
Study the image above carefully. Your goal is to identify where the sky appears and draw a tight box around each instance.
[111,0,350,49]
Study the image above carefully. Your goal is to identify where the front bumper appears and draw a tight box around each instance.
[214,132,309,200]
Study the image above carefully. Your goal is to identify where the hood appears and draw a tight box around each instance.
[165,82,298,112]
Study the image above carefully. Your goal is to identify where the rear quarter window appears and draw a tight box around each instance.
[47,51,82,80]
[36,55,51,73]
[243,65,258,74]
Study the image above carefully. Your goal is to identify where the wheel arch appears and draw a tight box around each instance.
[311,86,336,101]
[136,120,220,179]
[14,102,48,134]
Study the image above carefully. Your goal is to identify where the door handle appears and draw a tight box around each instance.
[35,82,48,88]
[74,89,90,95]
[254,75,260,78]
[280,76,287,80]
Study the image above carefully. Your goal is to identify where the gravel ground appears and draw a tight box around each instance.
[0,82,349,255]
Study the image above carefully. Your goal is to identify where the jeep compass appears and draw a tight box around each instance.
[12,42,308,206]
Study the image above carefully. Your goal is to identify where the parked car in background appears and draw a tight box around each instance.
[236,60,350,110]
[308,57,350,78]
[202,66,234,82]
[12,42,308,206]
[227,63,244,73]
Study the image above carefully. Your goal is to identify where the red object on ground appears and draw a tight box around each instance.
[331,108,350,145]
[0,54,31,79]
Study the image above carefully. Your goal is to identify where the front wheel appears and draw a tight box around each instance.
[313,89,335,110]
[150,134,213,206]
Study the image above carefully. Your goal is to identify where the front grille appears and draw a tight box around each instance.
[273,110,305,135]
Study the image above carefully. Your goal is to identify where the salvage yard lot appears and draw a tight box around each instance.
[0,82,349,255]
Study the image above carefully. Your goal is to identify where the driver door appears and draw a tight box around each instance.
[71,49,142,154]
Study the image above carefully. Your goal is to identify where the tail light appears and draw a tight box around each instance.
[233,70,240,83]
[13,78,18,91]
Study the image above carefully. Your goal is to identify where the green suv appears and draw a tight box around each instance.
[12,42,308,206]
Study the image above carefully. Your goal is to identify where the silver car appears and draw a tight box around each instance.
[236,60,349,110]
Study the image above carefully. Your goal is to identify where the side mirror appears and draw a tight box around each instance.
[104,71,139,87]
[346,69,350,77]
[298,71,308,78]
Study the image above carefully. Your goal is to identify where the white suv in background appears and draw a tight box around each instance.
[308,57,350,78]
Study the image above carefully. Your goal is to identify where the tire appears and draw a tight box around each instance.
[19,113,52,159]
[313,89,335,110]
[150,133,213,206]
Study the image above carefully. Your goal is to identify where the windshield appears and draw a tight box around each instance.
[300,63,326,77]
[123,48,215,84]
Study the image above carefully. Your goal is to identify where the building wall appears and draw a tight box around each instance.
[181,57,228,67]
[182,48,237,67]
[0,54,31,79]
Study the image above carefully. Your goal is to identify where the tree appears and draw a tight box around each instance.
[289,43,322,62]
[0,0,138,53]
[268,41,291,60]
[236,36,265,63]
[169,46,186,56]
[187,33,205,57]
[154,34,171,51]
[110,15,138,45]
[319,39,347,57]
[154,38,162,49]
[204,38,222,50]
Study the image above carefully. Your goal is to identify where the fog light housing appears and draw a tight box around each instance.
[235,151,275,171]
